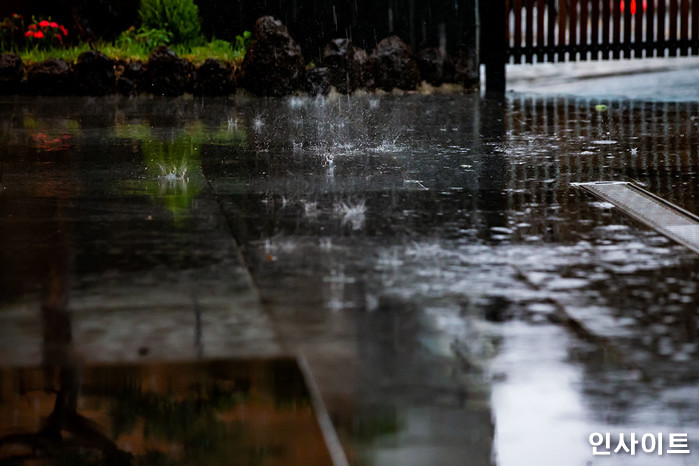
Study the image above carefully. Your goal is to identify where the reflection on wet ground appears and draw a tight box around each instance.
[0,93,697,465]
[0,359,332,465]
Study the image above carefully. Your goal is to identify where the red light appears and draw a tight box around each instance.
[620,0,639,15]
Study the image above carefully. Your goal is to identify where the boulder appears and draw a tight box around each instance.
[452,50,478,88]
[371,36,420,91]
[304,67,330,96]
[240,16,305,97]
[321,39,372,93]
[416,48,456,86]
[146,46,191,96]
[25,59,74,95]
[0,53,24,94]
[74,50,116,95]
[191,58,234,96]
[117,61,147,96]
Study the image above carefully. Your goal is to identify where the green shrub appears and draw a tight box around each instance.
[138,0,201,46]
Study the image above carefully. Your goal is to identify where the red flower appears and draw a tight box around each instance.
[60,26,68,36]
[50,22,58,28]
[39,20,50,28]
[29,24,37,30]
[12,13,22,19]
[34,31,44,39]
[25,30,34,37]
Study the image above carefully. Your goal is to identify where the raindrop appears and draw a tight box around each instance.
[253,116,264,132]
[439,22,447,55]
[289,96,304,109]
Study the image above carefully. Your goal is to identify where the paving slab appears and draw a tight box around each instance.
[0,97,280,366]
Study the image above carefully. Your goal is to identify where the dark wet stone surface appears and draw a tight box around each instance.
[371,36,420,91]
[74,50,116,96]
[145,46,192,96]
[240,16,306,97]
[451,50,477,86]
[322,38,373,94]
[1,94,698,465]
[191,58,235,96]
[0,53,24,94]
[25,58,74,95]
[416,47,455,86]
[116,60,146,96]
[304,66,331,96]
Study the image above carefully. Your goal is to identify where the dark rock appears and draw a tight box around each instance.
[74,50,115,95]
[371,36,420,91]
[240,16,305,97]
[146,46,191,96]
[304,67,330,96]
[452,50,478,87]
[0,53,24,94]
[191,59,234,96]
[116,76,135,96]
[117,61,146,96]
[321,39,373,93]
[416,48,456,86]
[25,59,74,95]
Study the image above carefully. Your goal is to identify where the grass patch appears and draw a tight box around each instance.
[16,38,245,65]
[174,39,245,64]
[19,43,92,63]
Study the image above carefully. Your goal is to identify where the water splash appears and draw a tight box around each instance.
[157,162,188,182]
[253,116,265,132]
[337,199,366,231]
[289,96,305,109]
[302,201,319,218]
[319,237,332,250]
[324,152,335,178]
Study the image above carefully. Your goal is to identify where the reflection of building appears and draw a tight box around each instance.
[504,96,699,242]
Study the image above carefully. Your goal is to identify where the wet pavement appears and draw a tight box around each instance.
[0,92,698,465]
[507,56,699,102]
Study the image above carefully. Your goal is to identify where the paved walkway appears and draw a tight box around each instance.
[1,92,698,465]
[507,56,699,101]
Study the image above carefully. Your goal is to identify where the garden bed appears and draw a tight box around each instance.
[1,16,477,98]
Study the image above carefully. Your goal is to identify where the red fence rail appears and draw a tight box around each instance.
[506,0,699,63]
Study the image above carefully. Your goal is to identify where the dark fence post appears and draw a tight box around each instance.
[480,0,507,93]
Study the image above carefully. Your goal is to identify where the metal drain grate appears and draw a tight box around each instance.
[574,181,699,255]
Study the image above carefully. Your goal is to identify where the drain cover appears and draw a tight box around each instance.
[574,182,699,255]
